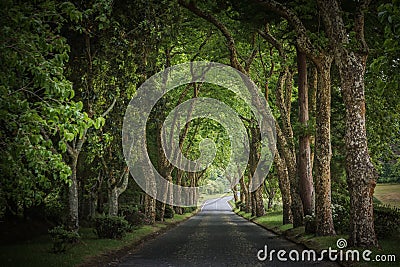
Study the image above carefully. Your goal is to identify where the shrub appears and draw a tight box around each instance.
[331,203,350,234]
[374,204,400,238]
[118,204,150,228]
[118,204,139,216]
[331,192,350,234]
[44,193,67,224]
[48,226,80,253]
[125,210,147,228]
[164,205,174,219]
[182,206,197,213]
[94,215,129,239]
[237,202,246,211]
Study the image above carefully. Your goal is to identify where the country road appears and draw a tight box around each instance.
[117,196,338,266]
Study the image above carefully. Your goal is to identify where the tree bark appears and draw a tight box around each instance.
[144,193,156,224]
[314,60,336,235]
[249,125,265,217]
[308,66,317,171]
[275,68,304,227]
[108,167,129,216]
[174,169,184,215]
[239,174,249,210]
[276,124,303,227]
[232,184,239,203]
[68,156,79,231]
[317,0,378,247]
[308,66,317,214]
[274,151,293,224]
[143,165,157,224]
[259,29,304,226]
[254,0,335,233]
[296,47,313,216]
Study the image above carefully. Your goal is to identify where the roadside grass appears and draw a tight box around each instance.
[374,183,400,208]
[253,211,292,232]
[358,235,400,267]
[0,212,195,267]
[231,203,399,266]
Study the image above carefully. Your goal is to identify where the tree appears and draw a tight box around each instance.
[317,0,378,247]
[296,47,313,216]
[0,0,81,220]
[254,0,335,235]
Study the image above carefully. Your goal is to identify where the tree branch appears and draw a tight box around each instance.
[254,0,319,62]
[178,0,246,73]
[101,97,117,118]
[354,0,371,56]
[257,29,286,60]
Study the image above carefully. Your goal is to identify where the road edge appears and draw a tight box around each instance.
[77,209,199,267]
[229,201,346,267]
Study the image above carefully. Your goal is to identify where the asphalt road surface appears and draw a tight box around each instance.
[118,196,338,266]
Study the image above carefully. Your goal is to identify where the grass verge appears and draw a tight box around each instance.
[231,202,399,266]
[0,212,196,267]
[374,183,400,208]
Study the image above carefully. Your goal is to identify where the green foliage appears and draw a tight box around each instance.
[379,160,400,183]
[182,206,197,213]
[118,204,149,228]
[332,191,400,238]
[374,204,400,238]
[0,0,89,216]
[331,192,350,234]
[44,191,68,224]
[164,206,175,219]
[366,0,400,175]
[48,226,80,253]
[94,215,129,239]
[235,201,246,211]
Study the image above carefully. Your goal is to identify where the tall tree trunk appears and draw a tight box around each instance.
[158,174,173,221]
[245,179,252,214]
[108,189,119,217]
[308,66,317,170]
[264,182,275,210]
[274,152,293,224]
[232,184,239,203]
[308,66,317,214]
[314,60,336,235]
[88,171,102,219]
[276,125,304,227]
[174,169,184,215]
[318,0,378,247]
[237,162,250,212]
[143,165,156,224]
[248,125,265,217]
[144,193,156,224]
[296,47,313,216]
[239,174,248,208]
[254,0,335,233]
[108,167,129,216]
[275,68,304,227]
[68,156,79,231]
